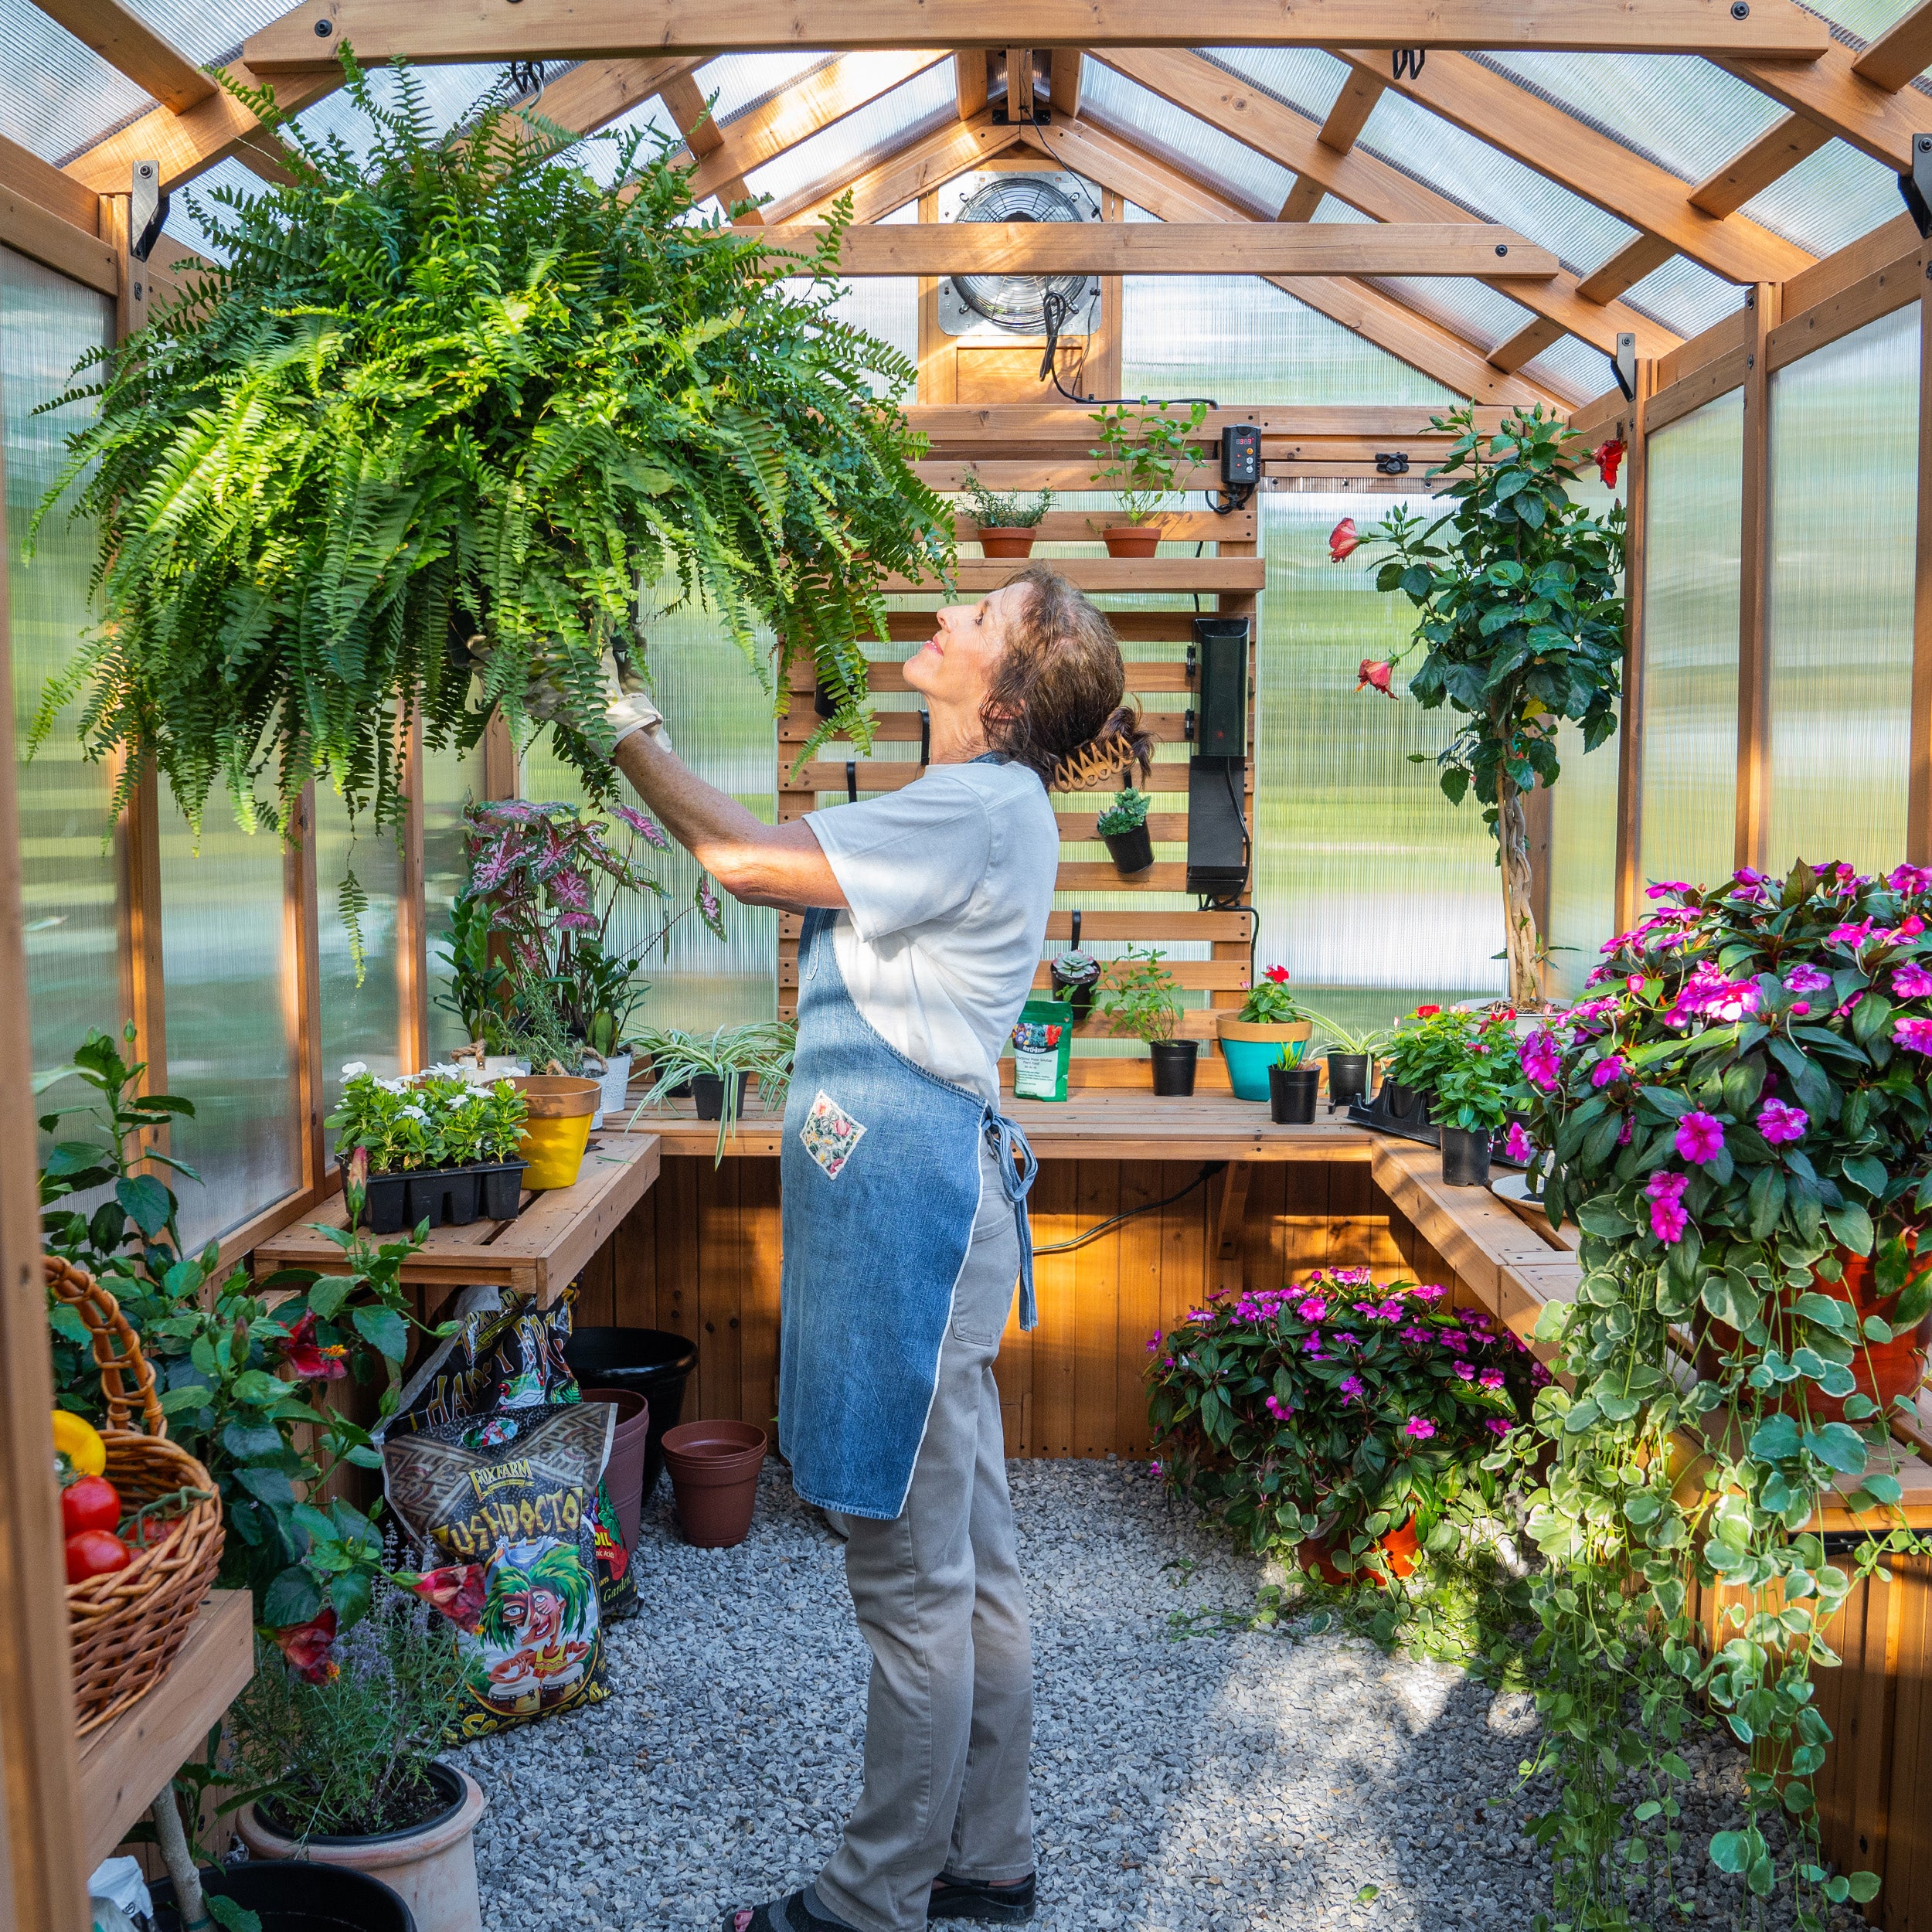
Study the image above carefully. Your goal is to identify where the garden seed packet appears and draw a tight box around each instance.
[1010,998,1073,1101]
[384,1401,614,1740]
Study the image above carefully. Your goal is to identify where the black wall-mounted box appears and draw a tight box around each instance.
[1189,616,1248,761]
[1221,423,1261,486]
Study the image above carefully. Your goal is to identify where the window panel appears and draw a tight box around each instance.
[423,738,486,1060]
[315,786,403,1139]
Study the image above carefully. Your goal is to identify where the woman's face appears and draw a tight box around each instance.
[903,583,1031,713]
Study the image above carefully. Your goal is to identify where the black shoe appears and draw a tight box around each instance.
[929,1873,1037,1923]
[722,1890,857,1932]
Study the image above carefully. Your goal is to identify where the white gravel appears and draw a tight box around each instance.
[456,1461,1865,1932]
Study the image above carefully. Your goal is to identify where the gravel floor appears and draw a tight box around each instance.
[456,1461,1863,1932]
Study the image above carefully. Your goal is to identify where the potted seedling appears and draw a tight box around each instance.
[1216,965,1315,1103]
[1087,398,1207,557]
[633,1021,797,1164]
[328,1067,530,1231]
[1095,947,1195,1095]
[1301,1010,1391,1111]
[1095,786,1154,876]
[961,471,1055,560]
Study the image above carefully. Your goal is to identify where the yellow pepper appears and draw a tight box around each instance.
[52,1410,106,1479]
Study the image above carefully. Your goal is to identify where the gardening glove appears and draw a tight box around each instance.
[519,645,673,753]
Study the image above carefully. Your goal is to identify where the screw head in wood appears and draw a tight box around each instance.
[1730,1,1750,16]
[314,15,332,32]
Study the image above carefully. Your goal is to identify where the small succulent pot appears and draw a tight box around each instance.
[1217,1016,1314,1102]
[1102,525,1161,558]
[1440,1126,1493,1188]
[1103,825,1155,876]
[691,1070,752,1121]
[1149,1039,1198,1097]
[1326,1052,1371,1109]
[976,526,1037,559]
[473,1160,529,1220]
[1049,949,1102,1016]
[1268,1064,1319,1126]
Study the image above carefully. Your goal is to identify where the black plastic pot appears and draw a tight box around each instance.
[691,1071,752,1121]
[1049,957,1100,1016]
[475,1159,529,1219]
[1149,1039,1198,1097]
[358,1171,410,1235]
[563,1325,700,1503]
[1326,1052,1370,1110]
[406,1165,479,1230]
[149,1863,415,1932]
[1268,1064,1320,1125]
[1440,1126,1493,1188]
[1382,1078,1431,1125]
[1103,824,1155,876]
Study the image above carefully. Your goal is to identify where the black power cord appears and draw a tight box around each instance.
[1037,289,1217,412]
[1032,1162,1229,1255]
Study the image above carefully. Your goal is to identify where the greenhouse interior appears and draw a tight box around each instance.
[13,3,1932,1931]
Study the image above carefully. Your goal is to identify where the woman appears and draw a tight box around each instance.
[600,564,1151,1932]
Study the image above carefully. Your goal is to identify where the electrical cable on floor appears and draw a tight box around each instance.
[1031,1161,1228,1255]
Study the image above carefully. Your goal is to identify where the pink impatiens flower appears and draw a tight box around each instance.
[1645,1169,1690,1244]
[1485,1417,1514,1437]
[1757,1098,1808,1145]
[1783,964,1831,995]
[1889,863,1932,895]
[1590,1054,1628,1089]
[1829,921,1874,947]
[1454,1360,1475,1380]
[1505,1122,1535,1164]
[1674,1111,1726,1165]
[1893,964,1932,998]
[1296,1297,1327,1321]
[1521,1029,1563,1094]
[1412,1284,1447,1303]
[1264,1395,1295,1421]
[1478,1368,1506,1391]
[1896,1017,1932,1056]
[1403,1417,1437,1440]
[1338,1374,1365,1402]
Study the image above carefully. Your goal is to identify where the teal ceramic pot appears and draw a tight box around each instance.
[1216,1019,1314,1102]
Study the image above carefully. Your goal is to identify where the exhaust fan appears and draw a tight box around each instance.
[937,172,1102,339]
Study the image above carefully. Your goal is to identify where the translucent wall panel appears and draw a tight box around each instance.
[423,738,485,1060]
[315,788,403,1131]
[1767,306,1918,873]
[519,599,777,1033]
[158,809,301,1249]
[3,247,121,1080]
[1256,491,1504,1032]
[1638,390,1743,896]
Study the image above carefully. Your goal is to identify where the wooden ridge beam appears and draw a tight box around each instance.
[743,218,1558,276]
[1722,38,1923,172]
[1097,49,1674,359]
[1341,47,1813,287]
[242,0,1834,69]
[1853,1,1932,90]
[1005,47,1036,119]
[29,0,216,111]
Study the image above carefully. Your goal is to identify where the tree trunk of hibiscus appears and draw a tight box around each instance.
[1496,770,1542,1010]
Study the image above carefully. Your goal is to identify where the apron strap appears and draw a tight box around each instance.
[984,1109,1040,1332]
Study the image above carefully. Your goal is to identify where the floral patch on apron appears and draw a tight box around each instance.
[799,1089,866,1179]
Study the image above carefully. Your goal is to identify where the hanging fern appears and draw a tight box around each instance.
[29,53,951,844]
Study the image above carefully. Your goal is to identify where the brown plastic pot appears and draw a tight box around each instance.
[976,527,1036,559]
[583,1387,651,1553]
[662,1420,767,1549]
[1102,525,1160,558]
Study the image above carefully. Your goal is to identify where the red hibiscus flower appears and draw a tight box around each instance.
[1357,659,1394,697]
[411,1563,488,1634]
[1591,439,1624,488]
[1264,965,1291,984]
[277,1311,348,1382]
[1328,517,1361,562]
[1415,1005,1441,1018]
[273,1607,338,1682]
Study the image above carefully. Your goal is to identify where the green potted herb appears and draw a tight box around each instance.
[1301,1010,1392,1110]
[633,1021,797,1163]
[1217,965,1314,1102]
[1087,398,1207,556]
[1094,786,1154,875]
[1094,947,1194,1095]
[961,471,1055,559]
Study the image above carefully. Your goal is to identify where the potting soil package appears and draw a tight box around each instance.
[383,1401,614,1740]
[1010,998,1073,1102]
[383,1284,637,1617]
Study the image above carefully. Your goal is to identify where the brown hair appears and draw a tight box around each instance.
[980,564,1156,790]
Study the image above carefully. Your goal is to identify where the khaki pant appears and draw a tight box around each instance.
[815,1145,1035,1932]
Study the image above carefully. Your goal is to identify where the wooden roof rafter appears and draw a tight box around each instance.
[28,0,215,113]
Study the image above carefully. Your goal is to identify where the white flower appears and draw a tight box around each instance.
[400,1105,429,1121]
[341,1061,369,1077]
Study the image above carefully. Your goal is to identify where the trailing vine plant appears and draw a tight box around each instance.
[1505,861,1932,1928]
[30,53,951,930]
[1333,406,1625,1008]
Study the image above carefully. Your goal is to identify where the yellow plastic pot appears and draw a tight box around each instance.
[509,1076,600,1189]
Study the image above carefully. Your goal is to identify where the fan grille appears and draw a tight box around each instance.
[950,175,1095,333]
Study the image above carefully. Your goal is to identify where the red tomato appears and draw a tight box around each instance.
[65,1529,132,1585]
[60,1475,121,1539]
[123,1515,178,1552]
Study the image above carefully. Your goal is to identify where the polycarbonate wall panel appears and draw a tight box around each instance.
[3,248,122,1083]
[315,789,403,1138]
[1638,390,1743,896]
[423,739,485,1060]
[1767,306,1918,873]
[1256,492,1504,1032]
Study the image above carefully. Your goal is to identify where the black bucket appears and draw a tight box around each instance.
[563,1326,700,1504]
[150,1864,415,1932]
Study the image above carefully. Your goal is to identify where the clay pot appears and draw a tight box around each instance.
[238,1762,485,1932]
[662,1420,767,1548]
[1297,1515,1420,1589]
[508,1075,600,1189]
[583,1386,651,1553]
[976,527,1036,559]
[1102,525,1161,558]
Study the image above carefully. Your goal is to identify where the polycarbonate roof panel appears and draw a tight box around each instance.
[699,52,839,126]
[1618,255,1748,340]
[1080,60,1291,214]
[164,156,267,260]
[1739,138,1910,257]
[122,0,294,63]
[287,63,519,165]
[745,60,957,209]
[2,0,156,165]
[1522,335,1617,406]
[1365,275,1532,358]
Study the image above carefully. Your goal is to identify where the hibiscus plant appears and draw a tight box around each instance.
[1332,405,1626,1009]
[1500,860,1932,1927]
[1148,1266,1544,1579]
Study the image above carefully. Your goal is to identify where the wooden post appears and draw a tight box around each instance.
[396,709,427,1073]
[1734,282,1781,876]
[481,709,519,803]
[0,279,89,1932]
[1910,256,1932,865]
[1090,187,1124,401]
[1614,363,1655,937]
[915,189,947,404]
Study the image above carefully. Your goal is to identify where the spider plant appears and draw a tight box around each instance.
[631,1022,796,1164]
[1301,1011,1392,1059]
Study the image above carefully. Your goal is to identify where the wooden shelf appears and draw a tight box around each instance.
[77,1589,254,1871]
[876,557,1266,594]
[253,1134,662,1308]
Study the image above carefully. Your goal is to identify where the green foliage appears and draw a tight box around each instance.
[29,53,951,852]
[1383,1004,1521,1131]
[325,1069,526,1173]
[433,888,513,1051]
[960,471,1053,529]
[1094,945,1182,1044]
[633,1020,797,1163]
[1301,1009,1392,1058]
[1094,786,1149,836]
[1501,860,1932,1929]
[1087,398,1206,523]
[1239,965,1304,1026]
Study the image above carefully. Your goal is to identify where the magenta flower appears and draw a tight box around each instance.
[1645,882,1692,901]
[1521,1029,1563,1094]
[1666,962,1760,1029]
[1412,1284,1447,1303]
[1478,1367,1505,1391]
[1893,964,1932,998]
[1896,1017,1932,1056]
[1264,1395,1295,1422]
[1149,1459,1162,1476]
[1145,1332,1163,1354]
[1645,1169,1690,1243]
[1625,973,1646,992]
[1295,1296,1327,1321]
[1403,1416,1437,1440]
[1829,921,1875,947]
[1454,1360,1475,1381]
[1783,964,1832,995]
[1485,1417,1514,1437]
[1899,913,1928,939]
[1338,1374,1365,1402]
[1674,1111,1726,1164]
[1889,864,1932,895]
[1590,1053,1628,1088]
[1301,1334,1325,1356]
[1757,1097,1808,1144]
[1440,1330,1469,1355]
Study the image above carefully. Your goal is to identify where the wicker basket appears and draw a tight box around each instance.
[50,1254,226,1735]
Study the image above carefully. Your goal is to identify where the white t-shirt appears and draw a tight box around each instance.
[805,758,1059,1103]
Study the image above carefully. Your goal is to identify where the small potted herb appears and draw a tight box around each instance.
[1095,787,1154,876]
[1301,1010,1391,1110]
[961,471,1054,559]
[1095,947,1195,1095]
[1087,398,1207,557]
[1216,965,1315,1102]
[633,1021,797,1164]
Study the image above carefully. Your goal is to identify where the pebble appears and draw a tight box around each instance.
[456,1461,1866,1931]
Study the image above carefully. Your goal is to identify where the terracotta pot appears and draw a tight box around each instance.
[1102,524,1161,558]
[976,526,1036,559]
[583,1386,651,1553]
[662,1420,767,1548]
[1297,1515,1420,1589]
[238,1762,485,1932]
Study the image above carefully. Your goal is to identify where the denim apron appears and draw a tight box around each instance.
[777,906,1039,1520]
